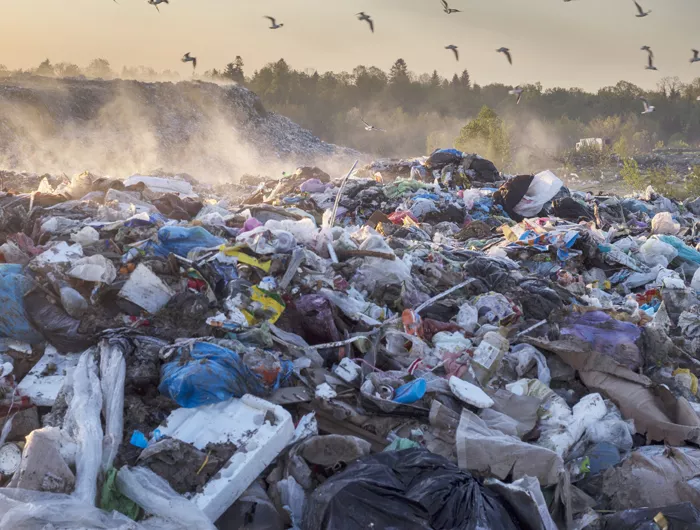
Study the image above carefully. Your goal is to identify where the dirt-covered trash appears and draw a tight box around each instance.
[5,149,700,529]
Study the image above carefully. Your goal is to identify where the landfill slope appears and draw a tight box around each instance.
[0,76,360,180]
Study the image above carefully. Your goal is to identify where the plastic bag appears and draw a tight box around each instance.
[658,235,700,265]
[638,237,678,268]
[63,349,103,505]
[68,255,117,284]
[0,488,148,529]
[71,226,100,246]
[302,448,521,530]
[116,466,216,529]
[99,340,125,472]
[236,226,296,255]
[561,311,642,371]
[651,211,681,235]
[600,502,700,530]
[0,265,43,343]
[278,477,305,529]
[159,342,294,408]
[157,226,226,257]
[506,344,551,386]
[24,292,95,353]
[512,170,563,218]
[455,302,478,333]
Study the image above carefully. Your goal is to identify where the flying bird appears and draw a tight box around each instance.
[361,118,384,132]
[181,53,197,71]
[147,0,168,12]
[691,49,700,64]
[441,0,461,14]
[356,12,374,33]
[634,1,651,17]
[509,86,524,105]
[265,16,284,29]
[645,53,657,71]
[640,98,655,114]
[445,45,459,61]
[496,47,513,65]
[641,45,653,59]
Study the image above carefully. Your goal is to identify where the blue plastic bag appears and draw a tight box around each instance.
[0,265,43,343]
[157,226,226,257]
[658,235,700,265]
[159,342,293,408]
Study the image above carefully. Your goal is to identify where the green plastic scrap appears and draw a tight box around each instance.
[100,467,142,521]
[384,438,421,452]
[383,180,431,199]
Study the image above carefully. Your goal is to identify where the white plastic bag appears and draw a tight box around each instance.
[100,341,125,472]
[68,255,117,284]
[691,267,700,291]
[651,211,680,235]
[70,226,100,246]
[63,349,103,505]
[638,237,678,268]
[0,489,145,529]
[512,170,563,218]
[506,344,552,386]
[116,466,216,529]
[456,302,478,333]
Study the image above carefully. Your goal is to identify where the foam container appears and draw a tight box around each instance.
[17,346,79,406]
[157,394,294,521]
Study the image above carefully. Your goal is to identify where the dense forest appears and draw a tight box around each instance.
[5,57,700,172]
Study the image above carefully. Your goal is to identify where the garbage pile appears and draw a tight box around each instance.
[3,148,700,528]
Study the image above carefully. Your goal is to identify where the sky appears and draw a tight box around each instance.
[0,0,697,91]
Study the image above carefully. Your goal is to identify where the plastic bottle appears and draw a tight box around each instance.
[471,328,509,385]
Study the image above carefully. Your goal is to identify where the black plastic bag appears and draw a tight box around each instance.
[601,502,700,530]
[551,197,594,222]
[302,448,522,530]
[492,174,534,222]
[463,257,517,293]
[24,292,95,353]
[469,157,500,183]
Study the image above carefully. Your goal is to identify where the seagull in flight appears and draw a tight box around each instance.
[691,49,700,64]
[147,0,168,12]
[496,47,513,65]
[361,118,384,132]
[445,45,459,61]
[634,1,651,17]
[640,98,655,114]
[181,53,197,71]
[509,86,524,104]
[441,0,461,14]
[265,16,284,29]
[356,12,374,33]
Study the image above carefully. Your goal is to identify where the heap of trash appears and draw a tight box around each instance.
[3,148,700,529]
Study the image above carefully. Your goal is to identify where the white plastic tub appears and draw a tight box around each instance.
[156,394,294,521]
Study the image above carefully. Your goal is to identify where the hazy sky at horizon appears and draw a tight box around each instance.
[1,0,697,91]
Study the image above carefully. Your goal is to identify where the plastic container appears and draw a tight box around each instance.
[156,394,294,521]
[471,329,509,385]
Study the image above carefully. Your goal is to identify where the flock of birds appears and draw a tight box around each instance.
[137,0,699,125]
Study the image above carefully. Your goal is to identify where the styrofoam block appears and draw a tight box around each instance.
[157,394,294,521]
[17,346,80,406]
